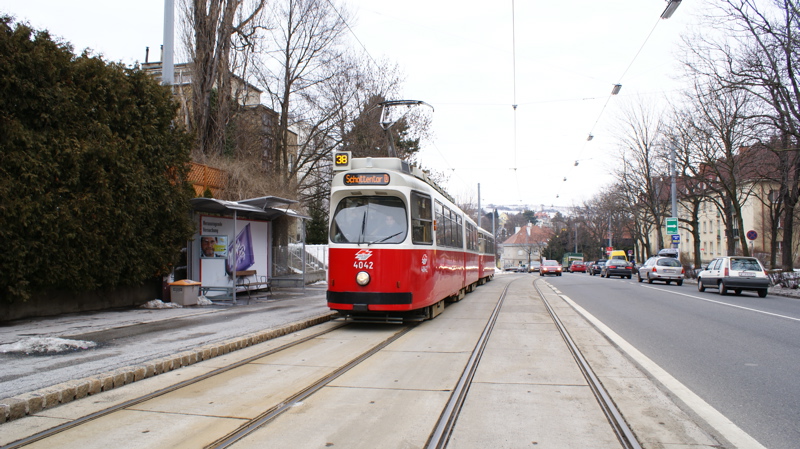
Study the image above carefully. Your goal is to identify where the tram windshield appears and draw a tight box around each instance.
[330,196,407,244]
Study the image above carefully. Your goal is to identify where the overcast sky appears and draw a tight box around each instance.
[2,0,702,211]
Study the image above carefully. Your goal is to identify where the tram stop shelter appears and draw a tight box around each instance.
[187,196,310,304]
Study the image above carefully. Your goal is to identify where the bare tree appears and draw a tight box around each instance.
[611,98,671,252]
[668,105,716,269]
[687,0,800,269]
[186,0,266,157]
[256,0,350,185]
[678,71,762,256]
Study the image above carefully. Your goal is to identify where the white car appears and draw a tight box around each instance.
[696,256,770,297]
[637,256,684,285]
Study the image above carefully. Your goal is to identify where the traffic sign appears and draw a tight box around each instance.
[671,234,680,241]
[746,230,758,240]
[666,217,678,235]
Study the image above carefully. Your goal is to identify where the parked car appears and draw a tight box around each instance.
[696,256,770,297]
[540,260,562,276]
[637,256,684,285]
[588,260,606,276]
[568,261,587,273]
[601,258,634,279]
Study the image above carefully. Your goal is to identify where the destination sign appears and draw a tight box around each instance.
[344,173,390,186]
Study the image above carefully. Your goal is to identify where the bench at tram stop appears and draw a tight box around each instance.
[235,270,272,297]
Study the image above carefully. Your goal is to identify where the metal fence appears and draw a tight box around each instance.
[271,244,328,285]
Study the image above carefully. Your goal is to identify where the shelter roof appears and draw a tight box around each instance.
[190,196,309,221]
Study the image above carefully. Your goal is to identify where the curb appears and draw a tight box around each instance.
[0,311,338,424]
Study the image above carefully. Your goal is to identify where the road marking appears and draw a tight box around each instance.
[639,285,800,323]
[558,293,767,449]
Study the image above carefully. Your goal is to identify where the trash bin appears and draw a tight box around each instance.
[169,280,201,306]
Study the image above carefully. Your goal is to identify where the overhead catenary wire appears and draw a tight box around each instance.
[553,14,670,204]
[325,0,381,71]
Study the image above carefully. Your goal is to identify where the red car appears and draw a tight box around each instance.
[540,260,563,276]
[568,261,587,273]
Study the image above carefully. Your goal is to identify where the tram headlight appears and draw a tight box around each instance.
[356,271,370,286]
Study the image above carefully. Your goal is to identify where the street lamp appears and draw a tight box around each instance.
[660,0,681,248]
[661,0,682,19]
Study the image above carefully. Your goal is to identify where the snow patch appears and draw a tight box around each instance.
[0,337,97,354]
[140,299,183,309]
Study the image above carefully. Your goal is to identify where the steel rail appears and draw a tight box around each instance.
[533,279,643,449]
[424,281,512,449]
[208,324,417,448]
[1,321,351,449]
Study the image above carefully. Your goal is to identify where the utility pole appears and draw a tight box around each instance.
[670,139,678,249]
[477,183,481,229]
[574,224,578,253]
[162,0,174,86]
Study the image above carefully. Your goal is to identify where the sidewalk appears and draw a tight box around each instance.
[1,284,335,423]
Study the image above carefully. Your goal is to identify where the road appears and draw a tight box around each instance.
[548,272,800,449]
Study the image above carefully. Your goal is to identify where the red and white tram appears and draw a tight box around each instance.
[326,152,495,321]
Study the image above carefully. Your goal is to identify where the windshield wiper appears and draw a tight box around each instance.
[368,231,403,246]
[357,211,367,244]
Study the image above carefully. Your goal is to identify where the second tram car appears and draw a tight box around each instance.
[326,152,495,321]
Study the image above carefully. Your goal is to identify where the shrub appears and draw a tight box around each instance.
[0,16,195,302]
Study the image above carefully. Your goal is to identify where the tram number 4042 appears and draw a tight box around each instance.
[354,261,374,269]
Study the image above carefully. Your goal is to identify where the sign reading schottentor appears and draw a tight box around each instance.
[343,173,391,186]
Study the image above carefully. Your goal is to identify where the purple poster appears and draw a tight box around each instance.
[226,223,254,273]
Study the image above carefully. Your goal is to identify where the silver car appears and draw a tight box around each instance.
[637,256,684,285]
[696,256,770,297]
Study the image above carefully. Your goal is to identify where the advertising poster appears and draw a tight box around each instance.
[200,235,228,258]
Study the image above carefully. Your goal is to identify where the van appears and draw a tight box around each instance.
[608,250,628,261]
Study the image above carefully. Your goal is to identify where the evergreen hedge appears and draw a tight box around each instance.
[0,16,195,302]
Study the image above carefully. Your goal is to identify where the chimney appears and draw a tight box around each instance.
[145,46,149,63]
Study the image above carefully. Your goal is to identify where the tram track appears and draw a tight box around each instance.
[1,321,417,449]
[4,277,643,448]
[424,281,511,449]
[209,324,417,448]
[533,278,642,449]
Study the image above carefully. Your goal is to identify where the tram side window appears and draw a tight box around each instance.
[411,192,433,244]
[466,223,477,251]
[444,209,451,246]
[434,200,444,246]
[456,214,463,248]
[434,200,455,247]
